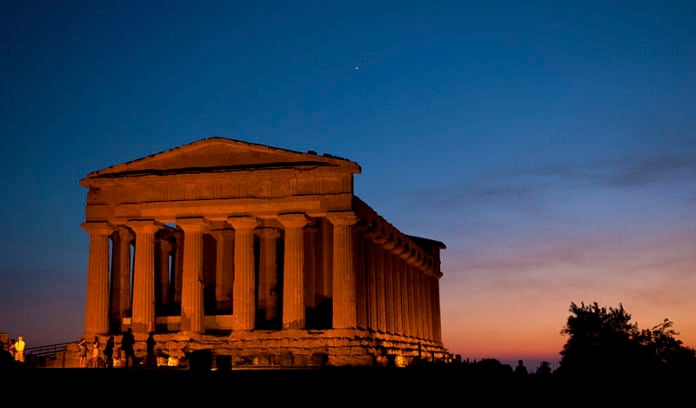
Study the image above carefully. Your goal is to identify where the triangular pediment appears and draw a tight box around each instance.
[81,137,361,181]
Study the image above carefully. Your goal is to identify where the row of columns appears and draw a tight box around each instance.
[82,211,441,343]
[362,234,442,342]
[82,212,360,336]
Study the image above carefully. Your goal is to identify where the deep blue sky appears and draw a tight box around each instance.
[1,1,694,369]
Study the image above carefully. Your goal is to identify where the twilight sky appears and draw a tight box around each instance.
[1,1,694,369]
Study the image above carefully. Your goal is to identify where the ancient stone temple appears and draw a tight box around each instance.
[79,137,448,367]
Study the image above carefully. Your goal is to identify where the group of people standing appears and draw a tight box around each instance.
[77,328,150,369]
[79,335,103,367]
[5,335,26,364]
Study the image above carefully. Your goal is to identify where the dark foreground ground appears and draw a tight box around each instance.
[8,365,694,404]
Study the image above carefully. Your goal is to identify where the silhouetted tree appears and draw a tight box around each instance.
[634,318,696,374]
[557,301,696,380]
[474,358,514,379]
[534,361,552,377]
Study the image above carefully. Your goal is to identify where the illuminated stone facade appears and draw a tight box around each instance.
[79,137,448,367]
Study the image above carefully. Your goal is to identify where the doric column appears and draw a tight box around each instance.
[256,227,280,321]
[173,230,184,304]
[407,252,423,338]
[318,218,332,299]
[278,213,309,330]
[227,216,258,331]
[373,243,387,332]
[367,232,387,333]
[110,227,133,324]
[390,245,406,336]
[156,239,173,308]
[432,271,443,343]
[326,211,359,329]
[400,264,410,337]
[425,272,435,341]
[82,222,113,336]
[352,224,368,329]
[412,269,420,339]
[416,271,425,339]
[399,250,413,336]
[129,220,162,334]
[177,217,210,335]
[303,226,319,309]
[365,241,379,331]
[382,241,398,334]
[423,272,433,341]
[211,229,235,312]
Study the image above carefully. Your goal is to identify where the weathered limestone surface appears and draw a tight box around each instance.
[79,137,449,367]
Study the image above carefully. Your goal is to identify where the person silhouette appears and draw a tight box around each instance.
[78,337,89,367]
[146,331,156,367]
[14,336,26,363]
[91,336,101,368]
[181,338,194,368]
[0,340,14,368]
[121,328,136,368]
[8,339,16,360]
[515,359,528,376]
[104,335,115,368]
